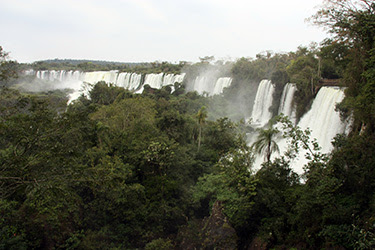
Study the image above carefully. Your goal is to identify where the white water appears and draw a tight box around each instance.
[250,80,275,127]
[298,87,347,153]
[31,71,350,175]
[163,73,186,87]
[135,73,186,93]
[190,76,232,96]
[33,70,185,102]
[278,87,348,174]
[193,76,211,95]
[115,72,142,90]
[250,85,349,175]
[278,83,297,124]
[143,73,164,89]
[213,77,232,95]
[84,71,118,85]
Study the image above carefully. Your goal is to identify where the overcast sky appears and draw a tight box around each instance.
[0,0,328,63]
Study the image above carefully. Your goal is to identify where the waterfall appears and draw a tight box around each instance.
[278,83,297,123]
[163,73,186,87]
[250,86,349,175]
[298,87,347,153]
[190,76,232,96]
[82,71,118,85]
[278,87,348,174]
[193,76,212,95]
[33,70,185,101]
[144,73,164,89]
[135,73,185,93]
[115,72,142,90]
[250,80,275,127]
[213,77,232,95]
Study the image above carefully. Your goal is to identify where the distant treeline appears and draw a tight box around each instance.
[25,59,186,75]
[39,58,144,66]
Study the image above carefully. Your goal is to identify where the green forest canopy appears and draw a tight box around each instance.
[1,1,375,249]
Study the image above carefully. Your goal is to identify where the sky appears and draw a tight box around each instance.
[0,0,328,63]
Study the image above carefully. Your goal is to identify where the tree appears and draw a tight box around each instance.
[0,46,18,85]
[196,106,207,151]
[192,144,256,247]
[310,0,375,131]
[252,126,280,164]
[199,56,215,63]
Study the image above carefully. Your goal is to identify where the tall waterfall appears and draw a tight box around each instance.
[191,76,232,96]
[192,76,212,95]
[276,86,348,174]
[213,77,232,95]
[298,87,347,153]
[249,84,349,175]
[278,83,297,123]
[250,80,275,127]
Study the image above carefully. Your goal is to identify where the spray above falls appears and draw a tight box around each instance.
[190,76,232,96]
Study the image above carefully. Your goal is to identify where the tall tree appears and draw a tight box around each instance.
[197,106,207,151]
[310,0,375,131]
[252,126,280,164]
[0,46,18,85]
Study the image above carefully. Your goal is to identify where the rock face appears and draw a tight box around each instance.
[178,201,238,249]
[248,237,268,250]
[201,201,238,249]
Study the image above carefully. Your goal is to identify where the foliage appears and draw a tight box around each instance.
[251,126,280,164]
[0,46,18,86]
[193,141,256,234]
[30,59,184,74]
[196,106,207,151]
[311,0,375,131]
[1,2,375,247]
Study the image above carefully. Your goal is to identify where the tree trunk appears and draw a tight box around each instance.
[198,125,202,152]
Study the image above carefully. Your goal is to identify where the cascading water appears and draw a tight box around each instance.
[31,70,84,93]
[163,73,185,87]
[276,86,349,174]
[83,71,118,85]
[33,70,185,102]
[249,84,350,175]
[190,76,232,96]
[278,83,297,124]
[250,80,275,128]
[298,87,347,152]
[162,73,186,92]
[115,72,142,90]
[143,73,164,89]
[32,69,351,176]
[135,73,185,93]
[192,76,212,95]
[213,77,232,95]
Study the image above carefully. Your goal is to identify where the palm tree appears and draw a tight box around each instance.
[197,106,207,152]
[252,126,280,164]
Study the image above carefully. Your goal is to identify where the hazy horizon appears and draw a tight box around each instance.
[1,0,327,63]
